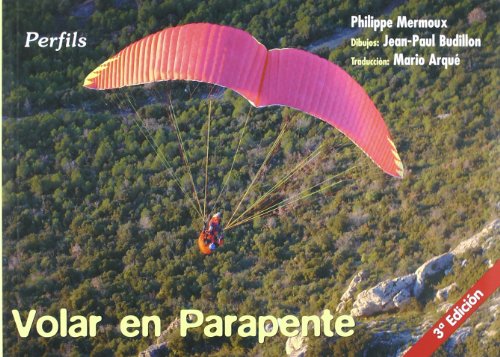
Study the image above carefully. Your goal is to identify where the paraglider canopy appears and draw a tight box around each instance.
[84,23,404,178]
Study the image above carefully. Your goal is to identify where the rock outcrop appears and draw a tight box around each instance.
[452,219,499,255]
[285,331,307,357]
[468,7,487,24]
[138,318,184,357]
[393,289,412,308]
[138,343,168,357]
[155,317,181,345]
[351,219,499,317]
[413,253,454,297]
[445,327,472,351]
[336,270,368,312]
[351,274,416,317]
[435,283,458,302]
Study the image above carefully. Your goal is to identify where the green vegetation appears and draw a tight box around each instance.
[3,0,498,355]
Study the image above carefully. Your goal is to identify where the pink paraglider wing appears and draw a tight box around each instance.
[84,23,403,177]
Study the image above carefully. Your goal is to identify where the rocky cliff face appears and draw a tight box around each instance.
[350,219,499,317]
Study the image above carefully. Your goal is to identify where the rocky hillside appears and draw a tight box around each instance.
[346,220,499,318]
[139,220,498,356]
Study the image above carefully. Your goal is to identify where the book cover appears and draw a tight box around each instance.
[3,0,498,356]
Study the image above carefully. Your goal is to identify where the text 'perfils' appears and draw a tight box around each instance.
[24,32,86,51]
